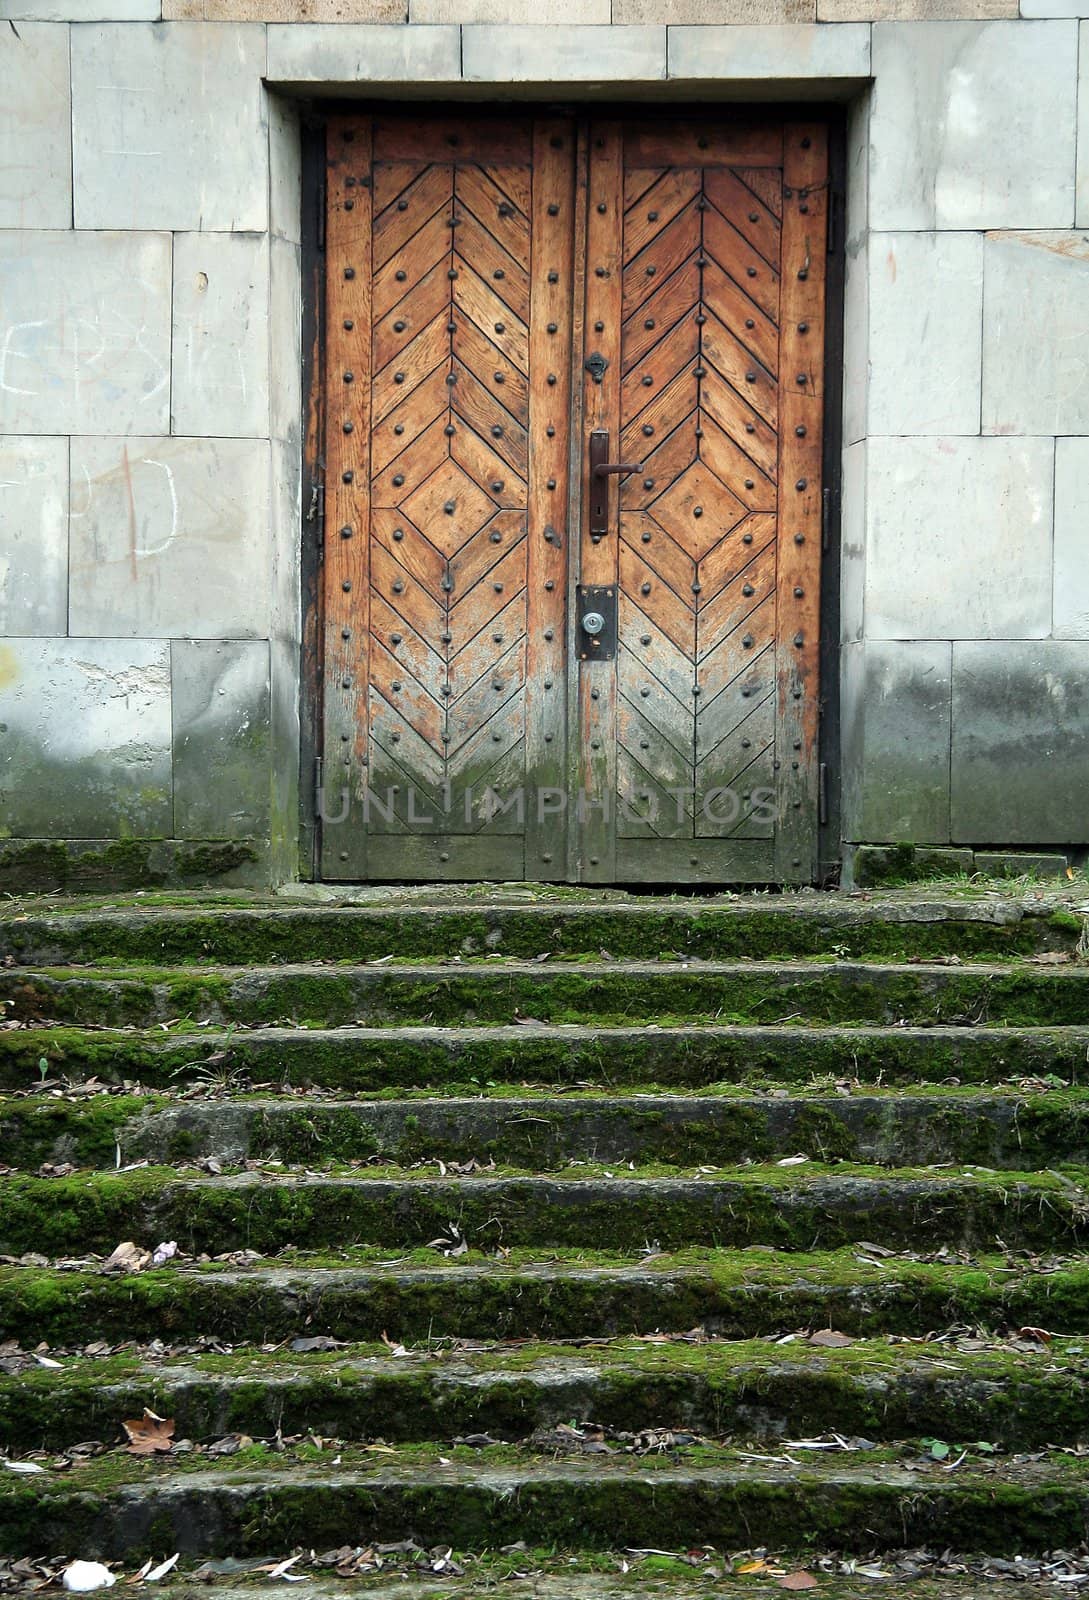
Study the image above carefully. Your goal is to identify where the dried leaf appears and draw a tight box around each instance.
[779,1573,818,1590]
[122,1410,175,1456]
[808,1329,854,1348]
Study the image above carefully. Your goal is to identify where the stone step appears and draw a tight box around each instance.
[2,1248,1082,1347]
[2,894,1079,967]
[3,1336,1085,1454]
[6,1088,1089,1172]
[4,1447,1089,1558]
[5,959,1089,1030]
[2,1164,1087,1259]
[7,1022,1089,1094]
[71,1583,1089,1600]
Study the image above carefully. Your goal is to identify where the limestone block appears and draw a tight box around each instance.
[0,638,172,838]
[183,0,402,16]
[172,232,271,439]
[270,237,302,446]
[0,24,71,228]
[668,20,869,76]
[869,21,1077,229]
[462,23,665,80]
[172,640,271,838]
[68,436,271,638]
[414,0,605,19]
[267,22,459,84]
[821,0,1014,17]
[867,232,982,435]
[974,851,1069,877]
[864,436,1053,640]
[840,440,866,644]
[3,0,158,17]
[1054,437,1089,639]
[1080,23,1089,223]
[841,640,953,843]
[619,0,811,17]
[952,641,1089,842]
[270,98,302,245]
[71,23,268,231]
[842,95,869,449]
[982,232,1089,435]
[0,437,68,636]
[0,230,171,435]
[1020,0,1089,15]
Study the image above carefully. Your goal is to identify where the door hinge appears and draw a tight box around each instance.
[314,755,324,815]
[821,484,838,552]
[317,167,327,253]
[819,762,829,826]
[827,188,843,255]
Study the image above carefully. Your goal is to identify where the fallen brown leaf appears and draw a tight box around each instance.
[122,1410,175,1456]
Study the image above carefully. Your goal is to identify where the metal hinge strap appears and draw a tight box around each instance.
[819,762,828,826]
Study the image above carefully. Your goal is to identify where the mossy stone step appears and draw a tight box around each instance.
[5,1449,1089,1558]
[6,960,1089,1030]
[4,1336,1087,1453]
[2,895,1078,967]
[7,1089,1089,1172]
[1,1164,1087,1258]
[2,1249,1084,1347]
[8,1022,1089,1095]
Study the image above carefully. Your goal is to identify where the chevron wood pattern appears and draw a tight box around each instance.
[323,113,827,886]
[322,115,574,879]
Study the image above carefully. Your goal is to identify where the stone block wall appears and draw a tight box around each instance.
[841,17,1089,858]
[0,1,1085,886]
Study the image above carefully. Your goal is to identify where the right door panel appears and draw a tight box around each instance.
[577,118,828,886]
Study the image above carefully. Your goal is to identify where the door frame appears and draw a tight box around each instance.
[298,99,847,887]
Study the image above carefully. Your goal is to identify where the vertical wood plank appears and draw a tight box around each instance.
[578,119,623,884]
[322,115,373,879]
[774,122,828,884]
[526,117,576,881]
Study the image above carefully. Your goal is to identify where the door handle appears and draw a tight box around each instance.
[588,429,644,543]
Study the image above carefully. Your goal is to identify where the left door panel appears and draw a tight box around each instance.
[321,113,575,881]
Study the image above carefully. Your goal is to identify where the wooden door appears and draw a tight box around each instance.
[319,112,828,885]
[577,118,827,885]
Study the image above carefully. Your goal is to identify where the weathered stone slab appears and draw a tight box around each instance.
[668,20,868,76]
[172,640,271,839]
[869,21,1077,229]
[270,237,302,446]
[0,230,170,435]
[839,440,865,644]
[1054,437,1089,640]
[414,0,605,18]
[266,22,459,84]
[842,96,869,449]
[3,0,158,17]
[0,837,269,891]
[1080,23,1089,224]
[821,0,1014,17]
[841,641,953,843]
[172,232,270,439]
[952,641,1089,843]
[0,438,68,637]
[0,639,172,838]
[68,437,272,638]
[1020,0,1089,14]
[620,0,811,16]
[0,24,71,229]
[864,437,1053,641]
[866,232,982,435]
[71,23,268,231]
[974,851,1070,878]
[172,0,402,15]
[463,23,665,80]
[269,98,302,245]
[982,232,1089,435]
[847,845,973,886]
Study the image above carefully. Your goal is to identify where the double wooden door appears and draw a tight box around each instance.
[320,110,828,884]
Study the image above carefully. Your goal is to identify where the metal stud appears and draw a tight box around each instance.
[796,478,808,491]
[642,424,654,437]
[642,375,654,387]
[395,270,406,282]
[644,318,655,330]
[394,372,405,384]
[393,320,406,333]
[392,474,404,487]
[343,370,354,383]
[340,525,352,539]
[344,267,355,280]
[392,528,403,542]
[742,583,754,597]
[641,581,652,595]
[795,533,805,545]
[796,425,807,438]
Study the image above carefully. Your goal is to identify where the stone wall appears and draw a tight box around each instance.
[0,4,1085,887]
